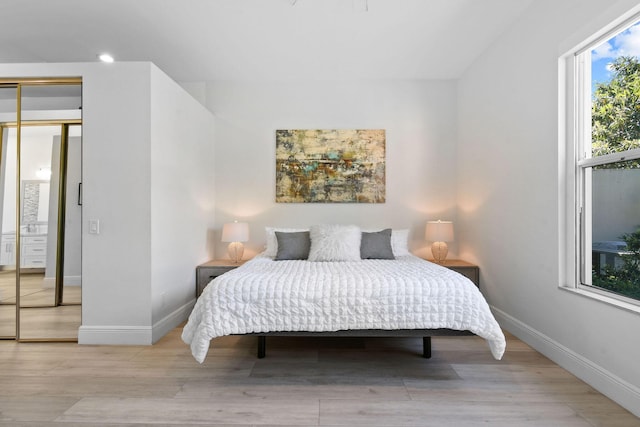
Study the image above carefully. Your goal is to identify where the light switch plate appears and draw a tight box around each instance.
[89,219,100,235]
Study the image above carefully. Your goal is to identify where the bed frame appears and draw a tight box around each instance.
[246,329,474,359]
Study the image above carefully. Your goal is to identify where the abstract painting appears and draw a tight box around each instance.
[276,129,386,203]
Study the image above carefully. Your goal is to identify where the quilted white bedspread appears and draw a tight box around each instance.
[182,255,506,363]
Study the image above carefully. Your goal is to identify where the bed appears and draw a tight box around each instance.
[182,225,506,363]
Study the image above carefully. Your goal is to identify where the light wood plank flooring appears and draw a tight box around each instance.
[0,271,81,339]
[0,271,82,306]
[0,327,637,426]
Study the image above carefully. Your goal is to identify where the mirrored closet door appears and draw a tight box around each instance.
[0,85,17,338]
[0,79,82,341]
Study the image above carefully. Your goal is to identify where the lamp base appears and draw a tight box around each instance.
[431,241,448,264]
[228,242,245,263]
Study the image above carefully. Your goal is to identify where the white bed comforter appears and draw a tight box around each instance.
[182,255,506,363]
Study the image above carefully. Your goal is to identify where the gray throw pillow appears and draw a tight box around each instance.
[360,228,395,259]
[275,231,311,260]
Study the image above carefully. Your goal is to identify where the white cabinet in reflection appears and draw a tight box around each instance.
[22,234,47,268]
[0,233,15,266]
[0,233,47,268]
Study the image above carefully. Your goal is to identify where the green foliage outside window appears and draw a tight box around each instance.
[592,56,640,168]
[593,227,640,300]
[590,56,640,299]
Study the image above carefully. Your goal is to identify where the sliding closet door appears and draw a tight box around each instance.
[0,85,17,338]
[18,83,81,341]
[0,79,81,341]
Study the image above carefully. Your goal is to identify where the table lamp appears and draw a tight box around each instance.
[221,221,249,263]
[425,220,454,264]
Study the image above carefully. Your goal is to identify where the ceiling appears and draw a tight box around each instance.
[0,0,533,82]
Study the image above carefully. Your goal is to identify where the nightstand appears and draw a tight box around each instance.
[430,259,480,288]
[196,259,247,298]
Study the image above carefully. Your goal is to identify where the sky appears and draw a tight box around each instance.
[591,21,640,87]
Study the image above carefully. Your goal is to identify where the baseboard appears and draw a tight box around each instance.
[492,306,640,417]
[151,299,195,344]
[78,300,195,346]
[78,325,153,345]
[42,275,82,288]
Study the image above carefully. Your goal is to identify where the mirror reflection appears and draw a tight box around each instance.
[0,85,17,338]
[22,180,50,226]
[17,124,82,340]
[0,81,81,342]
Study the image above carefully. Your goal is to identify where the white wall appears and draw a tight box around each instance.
[457,0,640,415]
[82,63,154,338]
[206,80,458,260]
[0,62,216,345]
[150,65,216,341]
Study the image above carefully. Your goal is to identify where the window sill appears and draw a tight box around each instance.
[559,286,640,315]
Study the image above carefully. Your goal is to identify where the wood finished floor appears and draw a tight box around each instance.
[0,271,82,306]
[0,271,81,339]
[0,327,638,426]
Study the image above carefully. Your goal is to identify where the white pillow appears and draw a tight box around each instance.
[362,228,410,257]
[391,229,410,256]
[308,224,362,262]
[264,227,308,257]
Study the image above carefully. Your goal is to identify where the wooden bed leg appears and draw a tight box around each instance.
[422,337,432,359]
[257,336,266,359]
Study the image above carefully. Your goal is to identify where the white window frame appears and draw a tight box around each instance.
[561,11,640,311]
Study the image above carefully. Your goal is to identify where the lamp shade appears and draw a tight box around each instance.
[221,221,249,242]
[425,220,454,242]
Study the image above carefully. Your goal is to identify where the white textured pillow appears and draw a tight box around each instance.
[308,224,362,262]
[391,229,410,256]
[264,227,308,257]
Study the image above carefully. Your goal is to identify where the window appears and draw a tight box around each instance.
[571,16,640,303]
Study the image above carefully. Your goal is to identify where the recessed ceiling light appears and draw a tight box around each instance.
[98,53,114,63]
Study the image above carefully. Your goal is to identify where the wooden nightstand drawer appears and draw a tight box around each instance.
[196,260,247,298]
[427,259,480,288]
[447,265,479,287]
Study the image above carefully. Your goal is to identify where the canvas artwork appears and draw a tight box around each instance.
[276,129,386,203]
